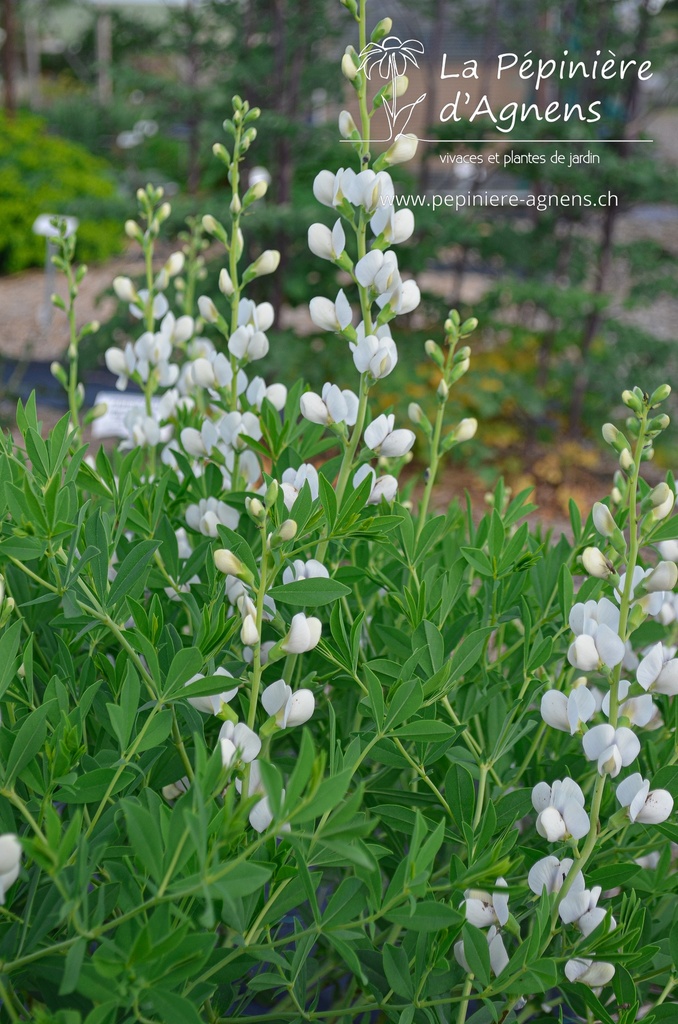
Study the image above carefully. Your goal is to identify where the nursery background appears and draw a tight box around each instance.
[1,2,678,1024]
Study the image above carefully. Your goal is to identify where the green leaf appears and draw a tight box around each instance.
[384,679,423,730]
[461,547,494,576]
[107,540,160,610]
[0,620,22,699]
[383,944,414,999]
[391,719,459,742]
[163,646,204,697]
[4,700,56,787]
[461,923,491,987]
[446,763,475,831]
[293,768,353,822]
[58,768,136,804]
[385,901,461,932]
[59,936,87,995]
[147,989,204,1024]
[267,577,351,607]
[449,628,493,682]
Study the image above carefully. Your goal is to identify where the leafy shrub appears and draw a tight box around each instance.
[0,8,677,1024]
[0,112,124,274]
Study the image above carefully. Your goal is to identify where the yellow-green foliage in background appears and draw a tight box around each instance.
[0,111,124,274]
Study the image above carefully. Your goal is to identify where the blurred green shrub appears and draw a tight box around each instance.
[0,111,125,274]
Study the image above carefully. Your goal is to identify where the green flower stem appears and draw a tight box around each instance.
[62,257,82,444]
[247,539,270,732]
[442,696,502,786]
[228,120,244,412]
[472,763,489,831]
[0,979,21,1023]
[415,341,456,542]
[456,974,474,1024]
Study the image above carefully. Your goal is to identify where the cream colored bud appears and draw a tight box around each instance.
[230,194,242,215]
[214,549,251,582]
[339,110,358,138]
[278,519,297,541]
[241,613,260,647]
[581,547,614,579]
[455,418,478,443]
[157,202,171,223]
[219,268,234,296]
[246,497,266,521]
[408,402,423,424]
[249,249,280,278]
[645,560,678,592]
[383,133,418,166]
[165,252,184,277]
[113,276,137,303]
[619,449,634,472]
[341,53,358,81]
[437,379,449,400]
[602,423,620,445]
[125,219,142,240]
[592,501,616,538]
[249,180,268,201]
[651,483,675,521]
[202,214,218,234]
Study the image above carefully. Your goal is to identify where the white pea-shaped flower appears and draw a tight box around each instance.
[186,498,239,537]
[565,958,615,990]
[528,856,584,899]
[281,613,322,654]
[364,413,415,458]
[0,834,22,905]
[567,598,625,670]
[309,290,353,332]
[350,332,399,380]
[531,779,590,842]
[280,464,319,510]
[353,465,398,504]
[644,560,678,593]
[616,773,674,824]
[601,679,655,727]
[282,559,329,585]
[308,220,346,262]
[219,720,261,767]
[300,383,359,427]
[582,724,640,777]
[540,686,596,735]
[184,668,238,715]
[636,642,678,696]
[454,926,508,978]
[261,679,316,728]
[462,878,509,929]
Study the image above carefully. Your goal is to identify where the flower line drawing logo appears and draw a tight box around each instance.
[358,35,427,141]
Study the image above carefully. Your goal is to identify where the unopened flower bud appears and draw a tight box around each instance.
[644,560,678,593]
[455,417,478,443]
[581,547,614,579]
[241,613,260,646]
[198,295,219,324]
[437,379,449,400]
[219,268,234,296]
[113,276,137,303]
[265,479,279,509]
[125,219,142,240]
[622,389,642,413]
[424,339,444,367]
[202,214,218,234]
[650,482,675,521]
[214,549,252,582]
[408,402,423,424]
[619,449,634,472]
[371,16,392,42]
[278,519,297,542]
[246,497,266,521]
[339,110,358,139]
[341,52,358,81]
[648,414,670,432]
[650,383,671,406]
[592,501,616,537]
[382,132,418,166]
[248,249,280,278]
[230,194,242,215]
